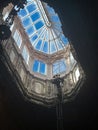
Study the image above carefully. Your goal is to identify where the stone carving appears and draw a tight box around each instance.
[34,82,45,94]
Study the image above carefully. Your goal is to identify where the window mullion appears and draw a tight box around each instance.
[38,62,40,73]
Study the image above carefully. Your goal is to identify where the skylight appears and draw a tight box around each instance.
[2,0,84,107]
[18,0,69,54]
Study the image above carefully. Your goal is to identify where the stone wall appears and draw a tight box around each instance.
[0,35,85,107]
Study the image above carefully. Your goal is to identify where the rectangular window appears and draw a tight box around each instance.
[22,17,31,27]
[53,59,66,75]
[50,41,57,53]
[27,3,37,13]
[18,9,27,18]
[34,20,44,30]
[33,60,46,75]
[30,12,40,22]
[33,60,39,72]
[13,30,22,48]
[40,62,46,74]
[22,46,29,64]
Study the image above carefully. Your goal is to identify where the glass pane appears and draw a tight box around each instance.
[53,28,61,37]
[17,0,69,54]
[33,60,39,72]
[22,47,29,63]
[50,41,57,53]
[46,6,55,15]
[17,34,22,47]
[53,63,59,75]
[51,15,61,23]
[35,40,42,50]
[53,60,66,75]
[35,21,44,30]
[53,62,59,69]
[27,3,37,13]
[44,30,49,41]
[30,12,40,22]
[40,62,46,74]
[13,31,22,48]
[13,30,18,42]
[61,34,69,45]
[54,24,62,32]
[51,29,57,39]
[56,40,63,50]
[37,28,43,35]
[30,34,38,45]
[59,61,66,72]
[42,41,48,53]
[22,17,31,27]
[18,9,27,17]
[26,26,34,36]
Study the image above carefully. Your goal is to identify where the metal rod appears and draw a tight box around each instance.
[51,74,64,130]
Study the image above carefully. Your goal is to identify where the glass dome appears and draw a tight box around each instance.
[18,0,69,54]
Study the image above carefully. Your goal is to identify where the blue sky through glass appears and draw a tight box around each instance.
[27,3,37,13]
[18,9,27,17]
[15,0,70,75]
[60,34,69,45]
[50,41,57,53]
[30,12,40,22]
[42,41,48,53]
[33,60,46,75]
[18,0,69,54]
[35,40,42,50]
[53,60,66,75]
[33,60,39,72]
[22,17,31,27]
[30,34,38,45]
[40,62,46,74]
[35,21,44,30]
[26,26,34,36]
